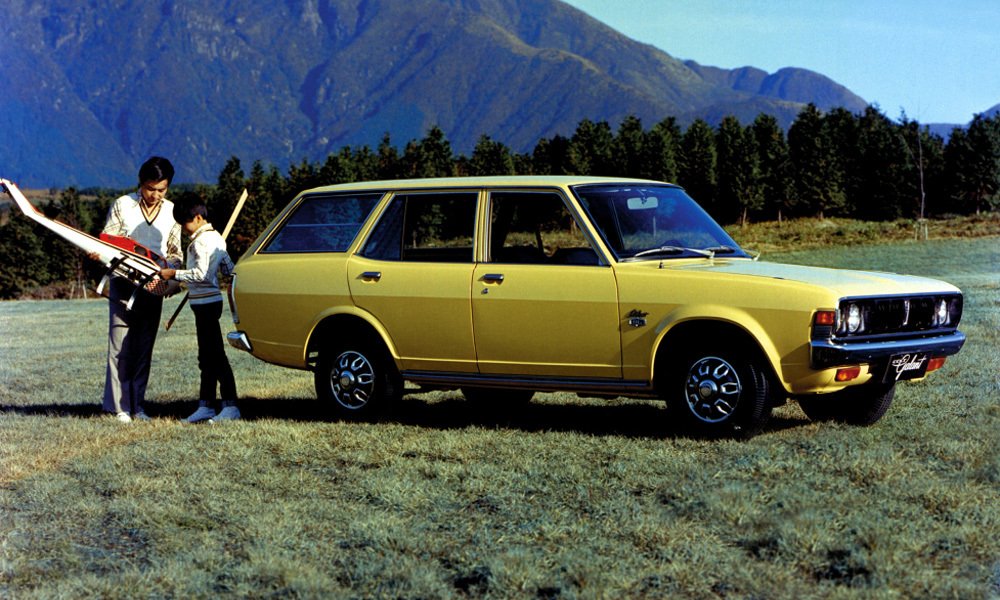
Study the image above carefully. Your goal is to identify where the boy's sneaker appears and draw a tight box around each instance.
[134,411,151,421]
[185,406,216,423]
[212,406,241,422]
[116,412,132,423]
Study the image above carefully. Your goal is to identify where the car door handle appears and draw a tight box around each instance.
[360,271,382,281]
[481,273,505,283]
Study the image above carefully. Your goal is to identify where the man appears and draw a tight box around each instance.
[101,156,182,422]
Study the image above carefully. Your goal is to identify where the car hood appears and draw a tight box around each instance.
[654,258,960,297]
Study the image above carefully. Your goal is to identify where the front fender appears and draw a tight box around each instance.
[648,304,791,387]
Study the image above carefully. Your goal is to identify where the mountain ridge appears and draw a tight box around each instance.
[2,0,886,187]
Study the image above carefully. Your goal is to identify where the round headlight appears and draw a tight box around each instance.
[935,299,949,326]
[846,303,863,333]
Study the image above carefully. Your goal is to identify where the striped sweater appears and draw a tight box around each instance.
[174,224,234,305]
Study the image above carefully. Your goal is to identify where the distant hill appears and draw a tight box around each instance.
[927,123,960,139]
[925,103,999,139]
[2,0,872,187]
[978,103,1000,121]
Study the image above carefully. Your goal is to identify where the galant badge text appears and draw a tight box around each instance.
[891,354,928,380]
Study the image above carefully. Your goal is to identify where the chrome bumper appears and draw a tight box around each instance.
[226,331,253,353]
[810,330,966,369]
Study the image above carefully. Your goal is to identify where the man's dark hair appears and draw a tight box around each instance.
[172,192,209,225]
[138,156,175,185]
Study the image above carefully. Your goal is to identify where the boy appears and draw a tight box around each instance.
[159,194,239,422]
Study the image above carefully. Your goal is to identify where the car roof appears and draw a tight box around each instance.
[303,175,678,194]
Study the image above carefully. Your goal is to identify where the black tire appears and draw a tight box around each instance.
[314,339,401,420]
[461,387,535,405]
[668,346,772,438]
[798,383,895,425]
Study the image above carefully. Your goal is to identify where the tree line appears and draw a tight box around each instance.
[2,103,998,299]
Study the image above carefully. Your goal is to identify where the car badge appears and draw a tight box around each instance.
[626,309,649,328]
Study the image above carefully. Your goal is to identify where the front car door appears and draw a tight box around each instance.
[471,190,622,379]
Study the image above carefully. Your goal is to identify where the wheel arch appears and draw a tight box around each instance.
[305,309,399,370]
[652,317,781,397]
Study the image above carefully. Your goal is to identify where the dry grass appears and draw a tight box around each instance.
[726,212,1000,255]
[1,235,998,598]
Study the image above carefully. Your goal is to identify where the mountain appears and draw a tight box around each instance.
[1,0,870,188]
[924,103,1000,139]
[980,103,1000,119]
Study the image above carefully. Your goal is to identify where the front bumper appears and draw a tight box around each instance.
[227,331,253,353]
[810,330,966,369]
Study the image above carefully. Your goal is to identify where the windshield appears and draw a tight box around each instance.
[573,184,747,261]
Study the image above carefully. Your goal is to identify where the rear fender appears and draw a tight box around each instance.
[305,307,400,369]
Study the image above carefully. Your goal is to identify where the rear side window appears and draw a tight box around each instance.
[362,192,477,262]
[262,193,382,253]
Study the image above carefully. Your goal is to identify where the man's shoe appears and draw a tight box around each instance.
[185,406,216,423]
[116,412,132,423]
[211,406,241,422]
[134,411,151,421]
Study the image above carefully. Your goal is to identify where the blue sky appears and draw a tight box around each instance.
[561,0,999,124]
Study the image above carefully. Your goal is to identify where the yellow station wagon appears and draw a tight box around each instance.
[226,176,965,436]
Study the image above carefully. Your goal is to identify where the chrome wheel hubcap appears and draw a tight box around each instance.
[685,356,741,423]
[330,351,375,410]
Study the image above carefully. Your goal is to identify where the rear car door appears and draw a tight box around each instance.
[349,191,479,373]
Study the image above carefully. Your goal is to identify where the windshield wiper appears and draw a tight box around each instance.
[628,246,684,259]
[627,245,715,260]
[702,245,738,254]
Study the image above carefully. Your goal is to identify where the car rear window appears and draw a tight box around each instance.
[361,192,477,262]
[262,192,383,253]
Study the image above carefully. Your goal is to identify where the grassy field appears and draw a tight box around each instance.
[724,212,1000,255]
[1,236,998,599]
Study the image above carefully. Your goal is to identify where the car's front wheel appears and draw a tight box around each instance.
[668,346,772,437]
[315,339,401,420]
[798,382,895,425]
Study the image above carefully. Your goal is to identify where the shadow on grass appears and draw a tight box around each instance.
[389,395,806,439]
[0,403,106,419]
[1,393,807,438]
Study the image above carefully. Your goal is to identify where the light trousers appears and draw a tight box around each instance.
[102,279,162,415]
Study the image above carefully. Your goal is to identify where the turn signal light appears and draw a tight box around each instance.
[926,357,946,373]
[814,311,836,326]
[835,366,862,382]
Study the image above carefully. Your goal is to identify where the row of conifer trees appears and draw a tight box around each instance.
[1,103,998,298]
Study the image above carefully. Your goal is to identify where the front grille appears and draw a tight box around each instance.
[866,297,935,333]
[833,293,962,340]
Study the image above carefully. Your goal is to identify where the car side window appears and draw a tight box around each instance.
[362,192,477,262]
[262,193,382,253]
[489,191,599,265]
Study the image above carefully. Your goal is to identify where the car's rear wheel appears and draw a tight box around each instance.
[798,382,895,425]
[461,387,535,405]
[315,339,401,420]
[668,346,772,438]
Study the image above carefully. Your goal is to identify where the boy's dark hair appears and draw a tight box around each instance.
[138,156,175,185]
[172,192,209,225]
